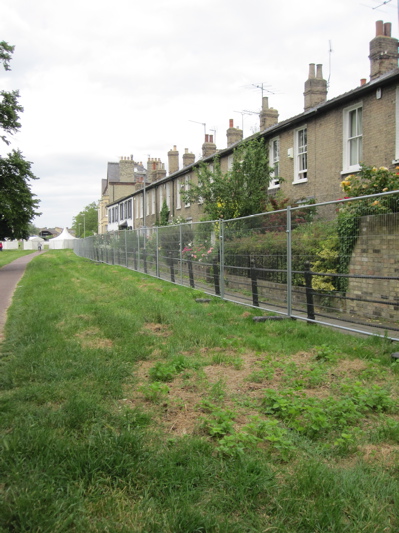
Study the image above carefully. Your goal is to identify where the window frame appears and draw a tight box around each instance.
[342,102,363,174]
[294,126,308,183]
[269,137,280,189]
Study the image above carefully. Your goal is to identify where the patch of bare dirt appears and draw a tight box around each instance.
[121,346,399,451]
[334,358,368,375]
[75,327,113,349]
[142,323,172,337]
[358,443,399,466]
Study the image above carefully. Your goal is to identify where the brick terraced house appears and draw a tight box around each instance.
[104,20,399,233]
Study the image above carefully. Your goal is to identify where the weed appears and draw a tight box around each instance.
[209,379,226,401]
[313,344,338,363]
[140,381,169,402]
[199,404,236,438]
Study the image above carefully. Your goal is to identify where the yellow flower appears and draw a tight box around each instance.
[372,200,380,206]
[379,166,388,171]
[372,167,377,172]
[383,187,388,192]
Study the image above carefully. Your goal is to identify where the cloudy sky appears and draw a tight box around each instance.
[1,0,398,229]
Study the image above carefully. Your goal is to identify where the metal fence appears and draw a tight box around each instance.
[74,192,399,341]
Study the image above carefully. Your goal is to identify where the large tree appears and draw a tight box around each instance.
[72,201,99,237]
[182,136,273,221]
[0,41,40,240]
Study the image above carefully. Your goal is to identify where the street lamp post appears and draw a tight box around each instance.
[78,223,82,238]
[83,214,86,239]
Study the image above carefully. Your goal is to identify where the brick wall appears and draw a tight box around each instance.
[347,213,399,320]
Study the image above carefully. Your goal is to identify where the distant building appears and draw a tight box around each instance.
[98,156,147,234]
[38,228,62,239]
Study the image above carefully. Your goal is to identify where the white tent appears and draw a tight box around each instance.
[23,236,45,250]
[1,239,19,250]
[49,228,77,249]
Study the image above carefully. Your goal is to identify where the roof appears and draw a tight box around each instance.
[107,162,120,183]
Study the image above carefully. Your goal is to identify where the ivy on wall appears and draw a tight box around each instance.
[337,165,399,291]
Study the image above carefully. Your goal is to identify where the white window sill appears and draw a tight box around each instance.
[268,181,280,190]
[341,165,360,175]
[293,178,308,185]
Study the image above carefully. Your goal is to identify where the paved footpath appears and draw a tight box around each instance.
[0,251,45,341]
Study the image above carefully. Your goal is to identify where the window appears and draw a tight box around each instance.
[184,175,190,207]
[269,137,280,188]
[152,190,156,215]
[120,203,124,220]
[166,182,171,208]
[294,127,307,182]
[343,103,362,172]
[127,199,132,219]
[158,187,163,212]
[176,179,182,209]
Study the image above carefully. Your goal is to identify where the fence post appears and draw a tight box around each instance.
[137,233,140,272]
[188,257,195,288]
[219,219,224,299]
[143,248,147,274]
[213,255,220,296]
[304,261,315,321]
[125,230,128,267]
[179,225,183,285]
[250,257,259,307]
[169,251,175,283]
[156,227,160,278]
[286,205,292,317]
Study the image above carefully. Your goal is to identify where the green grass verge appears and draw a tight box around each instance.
[0,249,35,268]
[0,250,399,532]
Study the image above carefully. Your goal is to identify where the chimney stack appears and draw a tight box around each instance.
[259,97,279,130]
[304,64,328,111]
[168,145,179,175]
[183,148,195,167]
[226,119,243,147]
[369,20,399,80]
[202,134,217,158]
[146,156,166,183]
[119,156,135,183]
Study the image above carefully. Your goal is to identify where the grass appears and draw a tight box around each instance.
[0,249,35,268]
[1,250,399,531]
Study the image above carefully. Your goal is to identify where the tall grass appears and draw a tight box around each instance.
[0,250,398,532]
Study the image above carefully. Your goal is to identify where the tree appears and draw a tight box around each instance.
[0,41,40,240]
[158,199,170,226]
[181,136,273,221]
[72,201,99,237]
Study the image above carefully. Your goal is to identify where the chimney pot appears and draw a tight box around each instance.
[205,134,209,142]
[384,22,392,36]
[210,135,213,143]
[376,20,384,36]
[360,78,367,86]
[229,119,234,128]
[316,64,323,79]
[308,63,316,79]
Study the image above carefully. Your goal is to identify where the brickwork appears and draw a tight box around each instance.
[119,157,135,182]
[347,213,399,320]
